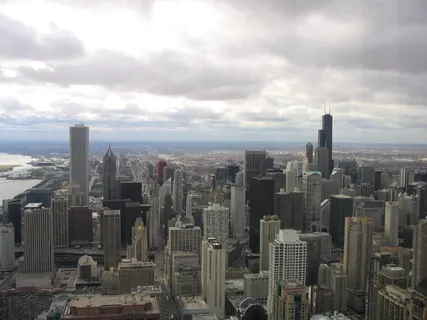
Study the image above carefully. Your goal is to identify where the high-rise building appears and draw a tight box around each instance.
[285,161,299,193]
[67,183,84,206]
[103,209,121,270]
[274,188,304,231]
[376,285,411,320]
[171,252,201,298]
[302,171,322,232]
[272,280,309,320]
[173,169,184,214]
[201,238,226,318]
[103,145,117,201]
[163,165,175,190]
[412,218,427,287]
[318,112,333,175]
[400,166,410,190]
[157,160,167,185]
[25,188,53,208]
[316,147,330,179]
[132,218,148,262]
[0,223,15,272]
[267,229,307,316]
[69,124,89,205]
[203,203,229,245]
[51,196,68,248]
[118,258,155,294]
[318,263,347,313]
[385,202,400,246]
[329,194,353,247]
[4,199,22,244]
[244,272,269,300]
[23,204,54,274]
[343,217,374,292]
[230,172,246,239]
[306,142,314,164]
[249,177,274,252]
[68,206,93,245]
[260,215,281,271]
[244,150,267,189]
[331,168,343,192]
[299,233,321,286]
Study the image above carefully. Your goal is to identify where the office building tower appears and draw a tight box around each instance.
[249,177,274,252]
[230,172,246,238]
[267,229,307,316]
[331,168,343,193]
[272,280,309,320]
[343,217,374,292]
[173,169,184,214]
[312,286,333,314]
[321,112,333,174]
[299,233,321,286]
[356,183,375,197]
[285,161,299,193]
[69,124,89,205]
[316,146,330,179]
[26,188,53,208]
[186,193,193,218]
[166,224,201,286]
[157,160,167,184]
[412,218,427,287]
[103,209,121,270]
[23,205,54,274]
[266,169,286,193]
[103,145,117,201]
[51,196,68,248]
[354,197,385,231]
[399,193,420,226]
[4,199,22,244]
[374,170,382,192]
[117,181,143,203]
[118,258,155,294]
[244,272,269,300]
[203,203,229,245]
[302,171,322,232]
[0,224,15,272]
[226,164,240,183]
[163,165,175,190]
[274,188,304,231]
[306,142,314,163]
[132,218,148,262]
[244,150,267,189]
[385,202,400,246]
[358,165,375,186]
[400,166,410,190]
[329,194,353,247]
[201,238,226,318]
[69,206,93,245]
[171,251,201,298]
[67,183,84,206]
[260,215,281,271]
[376,285,411,320]
[318,263,347,313]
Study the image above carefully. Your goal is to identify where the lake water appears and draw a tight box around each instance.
[0,154,43,203]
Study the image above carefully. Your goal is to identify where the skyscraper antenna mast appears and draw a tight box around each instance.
[324,101,326,114]
[328,100,331,114]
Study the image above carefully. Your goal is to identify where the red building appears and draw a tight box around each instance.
[157,160,167,184]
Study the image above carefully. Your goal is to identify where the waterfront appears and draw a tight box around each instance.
[0,154,42,203]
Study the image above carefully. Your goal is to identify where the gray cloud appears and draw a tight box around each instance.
[0,13,84,60]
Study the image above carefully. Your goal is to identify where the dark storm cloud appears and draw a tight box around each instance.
[17,50,268,100]
[0,13,84,60]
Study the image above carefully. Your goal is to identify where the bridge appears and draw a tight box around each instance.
[15,248,156,264]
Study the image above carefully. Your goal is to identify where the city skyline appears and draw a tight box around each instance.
[0,1,426,143]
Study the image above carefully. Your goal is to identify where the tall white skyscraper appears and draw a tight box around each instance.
[267,229,307,317]
[385,202,399,246]
[0,224,15,272]
[202,237,226,318]
[259,215,281,271]
[285,161,299,192]
[69,124,89,205]
[302,171,322,232]
[230,172,245,238]
[173,169,184,213]
[203,203,229,245]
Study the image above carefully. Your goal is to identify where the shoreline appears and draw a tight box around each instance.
[0,165,21,173]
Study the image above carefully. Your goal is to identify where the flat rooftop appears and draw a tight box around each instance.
[24,203,43,209]
[16,273,52,289]
[180,296,208,310]
[67,293,158,311]
[192,313,218,320]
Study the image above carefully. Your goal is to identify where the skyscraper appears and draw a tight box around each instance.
[203,203,229,245]
[305,142,314,164]
[260,215,281,271]
[267,229,307,317]
[0,224,15,272]
[51,196,68,248]
[69,124,89,205]
[23,204,54,274]
[322,112,333,175]
[302,171,322,232]
[385,202,399,246]
[285,161,299,193]
[157,160,167,184]
[103,145,117,201]
[244,150,267,189]
[172,169,184,214]
[412,218,427,287]
[230,171,246,238]
[132,218,148,262]
[103,209,121,270]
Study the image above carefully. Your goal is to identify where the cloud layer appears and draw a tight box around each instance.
[0,0,426,143]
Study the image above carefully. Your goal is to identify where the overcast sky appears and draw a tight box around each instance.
[0,0,426,142]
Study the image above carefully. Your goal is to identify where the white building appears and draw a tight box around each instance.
[202,238,226,318]
[203,203,229,245]
[69,124,89,205]
[260,215,281,271]
[267,229,307,316]
[385,202,399,246]
[285,161,299,193]
[186,193,193,217]
[0,224,15,272]
[302,171,322,232]
[173,169,184,214]
[230,172,245,239]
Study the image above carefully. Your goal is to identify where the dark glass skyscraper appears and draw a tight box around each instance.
[103,145,117,201]
[317,112,333,175]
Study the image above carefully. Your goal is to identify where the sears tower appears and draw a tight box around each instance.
[318,108,333,175]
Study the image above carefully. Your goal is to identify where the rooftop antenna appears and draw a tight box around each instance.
[328,100,331,114]
[324,101,327,114]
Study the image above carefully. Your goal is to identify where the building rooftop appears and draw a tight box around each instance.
[54,269,77,292]
[192,313,218,320]
[179,295,208,311]
[24,203,43,209]
[244,273,268,279]
[15,273,52,289]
